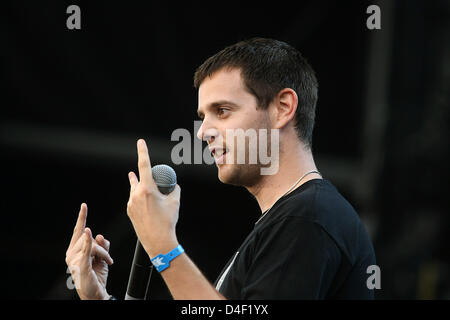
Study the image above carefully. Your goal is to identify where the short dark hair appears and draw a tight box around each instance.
[194,37,319,148]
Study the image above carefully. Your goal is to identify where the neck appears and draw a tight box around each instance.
[246,140,321,213]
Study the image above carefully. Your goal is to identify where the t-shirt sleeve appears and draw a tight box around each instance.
[241,217,342,299]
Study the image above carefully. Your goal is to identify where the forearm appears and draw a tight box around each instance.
[159,252,226,300]
[126,140,224,299]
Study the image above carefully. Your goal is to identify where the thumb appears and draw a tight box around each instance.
[168,184,181,201]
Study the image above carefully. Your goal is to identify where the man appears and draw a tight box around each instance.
[65,38,376,299]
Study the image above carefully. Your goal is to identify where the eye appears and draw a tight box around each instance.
[217,107,229,118]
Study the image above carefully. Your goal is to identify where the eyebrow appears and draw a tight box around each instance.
[197,100,239,118]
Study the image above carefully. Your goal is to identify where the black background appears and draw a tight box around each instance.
[1,0,449,299]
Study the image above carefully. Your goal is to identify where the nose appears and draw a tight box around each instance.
[196,118,219,144]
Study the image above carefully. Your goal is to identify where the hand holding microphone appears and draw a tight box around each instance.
[126,139,181,259]
[125,143,180,300]
[125,139,182,300]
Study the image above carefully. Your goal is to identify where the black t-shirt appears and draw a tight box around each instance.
[214,179,376,299]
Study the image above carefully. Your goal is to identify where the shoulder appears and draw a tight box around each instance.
[262,179,350,225]
[259,179,375,265]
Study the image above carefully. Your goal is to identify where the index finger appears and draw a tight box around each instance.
[137,139,155,187]
[68,203,87,250]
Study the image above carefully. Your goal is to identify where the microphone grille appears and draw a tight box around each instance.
[151,164,177,194]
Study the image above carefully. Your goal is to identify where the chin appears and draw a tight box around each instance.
[217,163,261,187]
[217,164,237,185]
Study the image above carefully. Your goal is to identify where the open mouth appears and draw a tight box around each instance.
[211,147,228,164]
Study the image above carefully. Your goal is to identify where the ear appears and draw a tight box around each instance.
[271,88,298,129]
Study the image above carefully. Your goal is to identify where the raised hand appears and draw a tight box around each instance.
[126,139,181,258]
[65,203,114,300]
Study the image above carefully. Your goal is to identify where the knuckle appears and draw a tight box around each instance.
[127,200,133,210]
[170,195,180,205]
[138,159,149,168]
[69,265,80,275]
[126,205,134,217]
[132,189,141,198]
[139,185,152,195]
[66,256,74,267]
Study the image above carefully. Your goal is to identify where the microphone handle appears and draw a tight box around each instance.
[124,165,176,300]
[125,239,153,300]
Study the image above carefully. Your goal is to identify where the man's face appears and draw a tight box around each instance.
[197,68,273,186]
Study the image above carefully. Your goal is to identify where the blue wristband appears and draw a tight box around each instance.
[151,245,184,272]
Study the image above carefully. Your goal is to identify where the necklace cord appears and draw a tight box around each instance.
[255,170,322,225]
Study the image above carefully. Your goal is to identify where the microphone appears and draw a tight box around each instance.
[125,164,177,300]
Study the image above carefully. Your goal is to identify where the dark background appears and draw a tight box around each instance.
[1,0,449,299]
